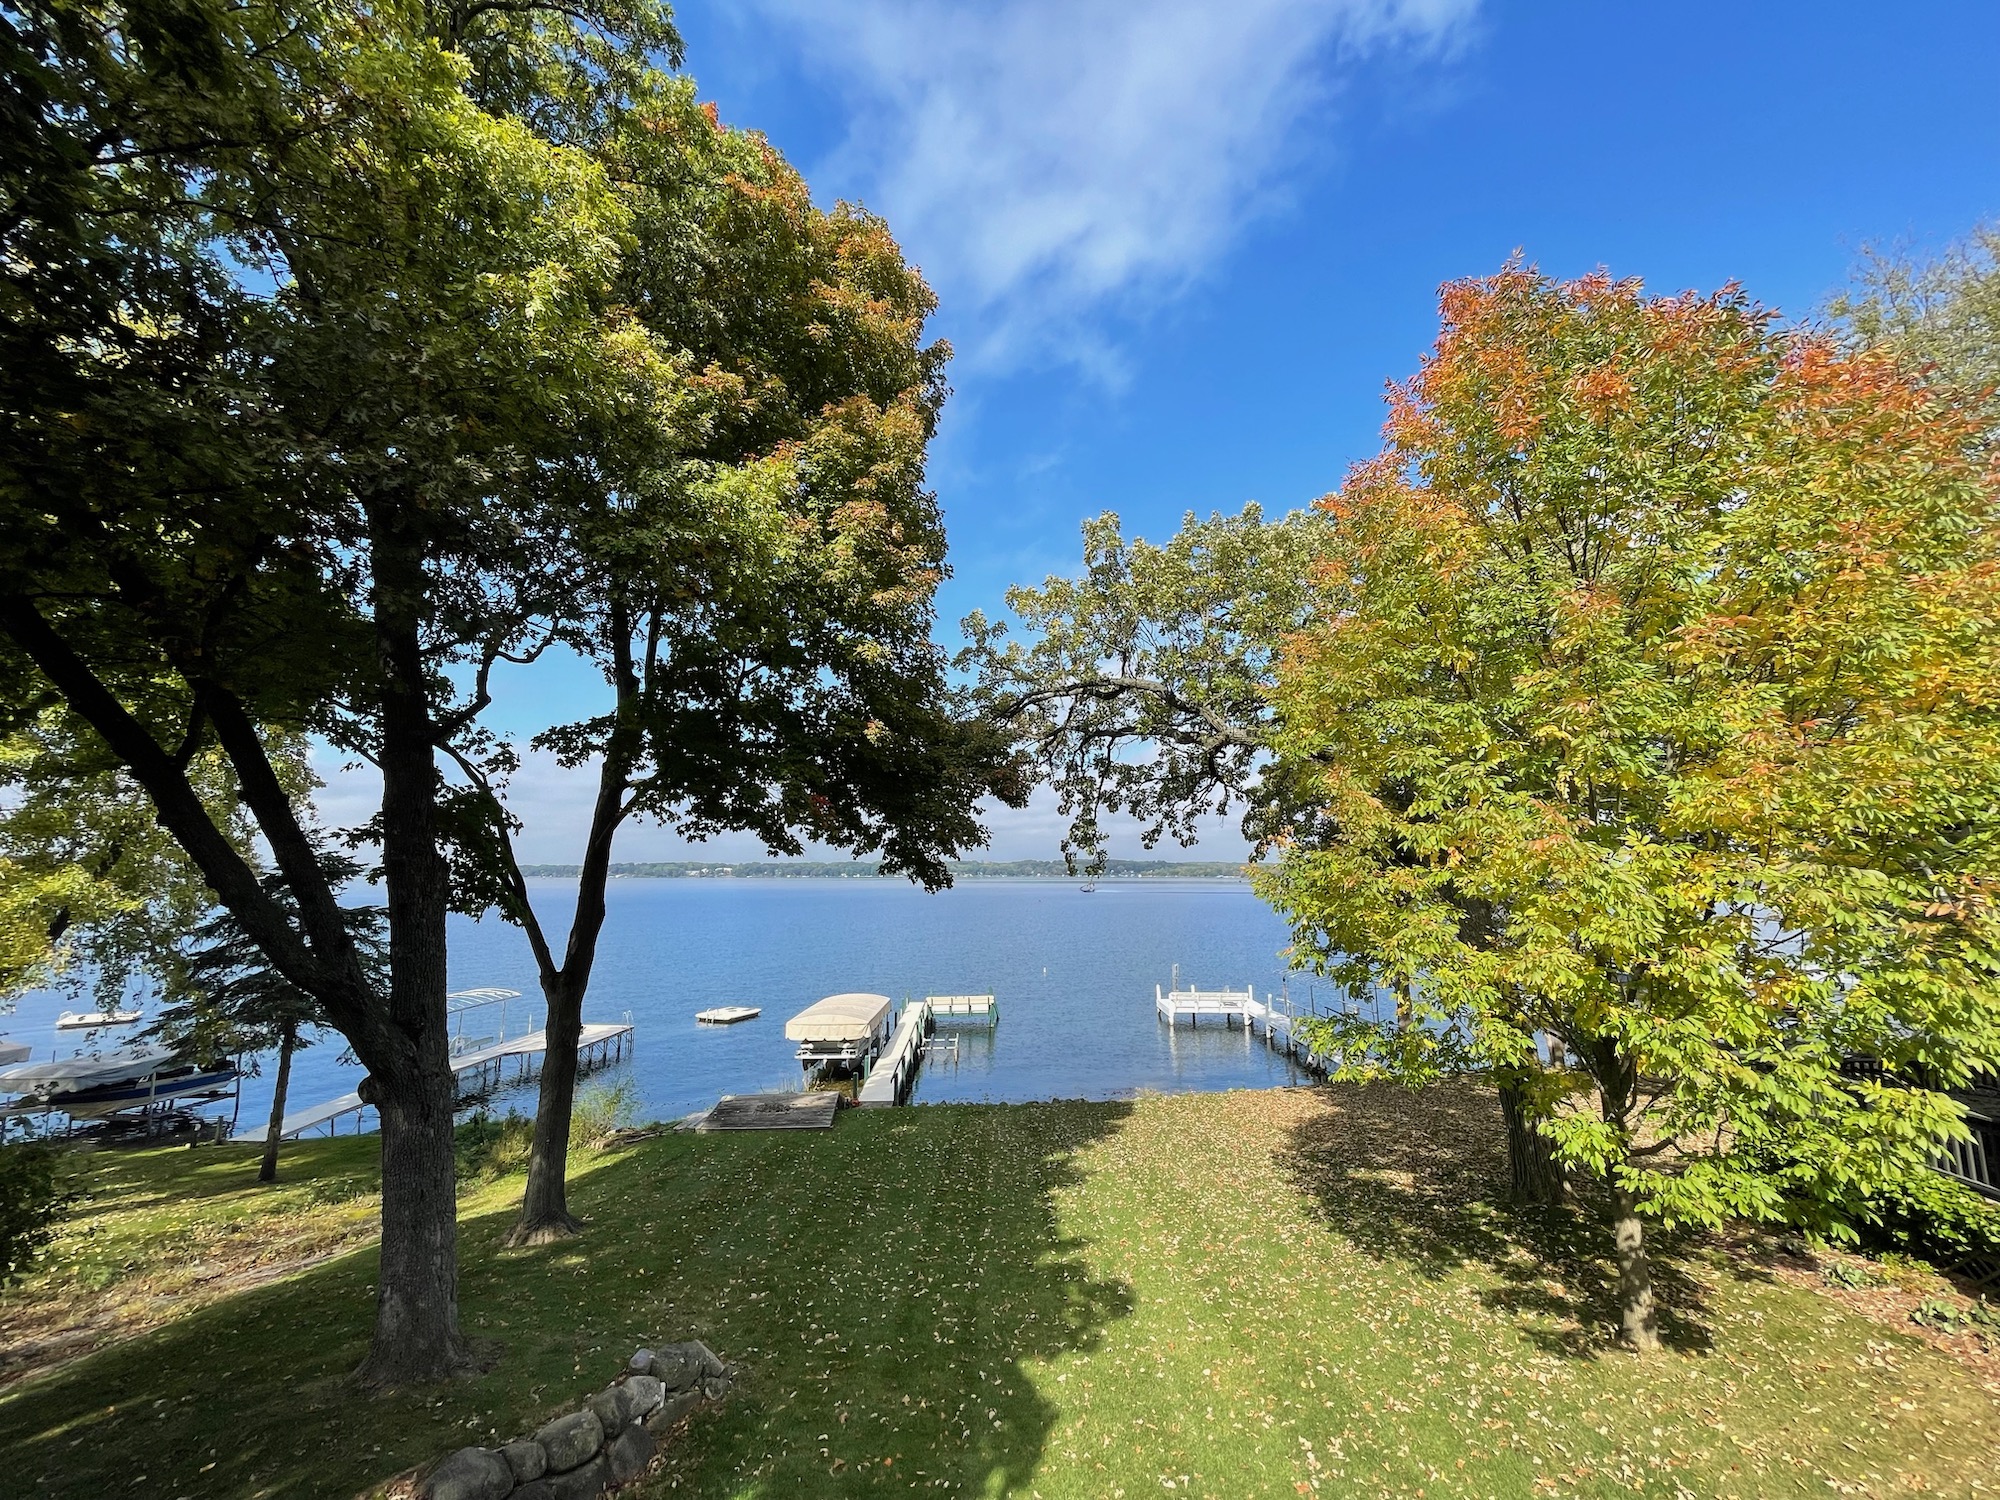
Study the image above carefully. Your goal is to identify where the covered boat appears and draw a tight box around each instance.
[785,992,892,1075]
[0,1045,239,1119]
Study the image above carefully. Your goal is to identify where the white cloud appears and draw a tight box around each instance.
[745,0,1478,372]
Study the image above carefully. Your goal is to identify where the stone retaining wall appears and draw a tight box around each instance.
[416,1342,732,1500]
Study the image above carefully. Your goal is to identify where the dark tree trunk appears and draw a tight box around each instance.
[506,604,640,1247]
[1609,1179,1660,1351]
[259,1025,295,1184]
[512,974,585,1243]
[353,509,471,1386]
[1498,1074,1565,1206]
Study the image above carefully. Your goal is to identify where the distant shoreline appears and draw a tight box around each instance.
[517,858,1252,881]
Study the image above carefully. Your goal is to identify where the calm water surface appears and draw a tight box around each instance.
[5,878,1361,1134]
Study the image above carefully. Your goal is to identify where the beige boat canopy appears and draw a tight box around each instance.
[785,993,891,1042]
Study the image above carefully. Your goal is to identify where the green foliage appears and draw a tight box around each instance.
[1259,264,2000,1341]
[0,1139,74,1285]
[0,710,279,1008]
[1850,1164,2000,1267]
[571,1078,637,1147]
[454,1110,535,1183]
[1832,219,2000,435]
[960,505,1323,871]
[1820,1259,1881,1291]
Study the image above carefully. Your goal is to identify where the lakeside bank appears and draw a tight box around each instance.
[3,1085,1996,1499]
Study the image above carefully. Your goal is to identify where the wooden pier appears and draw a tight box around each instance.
[235,1021,633,1143]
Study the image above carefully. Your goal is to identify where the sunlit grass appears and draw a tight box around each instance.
[1,1088,1993,1498]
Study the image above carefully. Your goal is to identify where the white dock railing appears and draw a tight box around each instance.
[858,998,934,1106]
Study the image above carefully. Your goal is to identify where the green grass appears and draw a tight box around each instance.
[2,1086,1995,1498]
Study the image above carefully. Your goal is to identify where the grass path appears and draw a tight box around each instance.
[1,1087,1995,1498]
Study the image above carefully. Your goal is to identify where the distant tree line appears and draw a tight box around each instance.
[515,859,1248,879]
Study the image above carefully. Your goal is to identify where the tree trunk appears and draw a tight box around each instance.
[506,604,640,1247]
[259,1026,295,1184]
[511,974,585,1244]
[353,507,471,1386]
[1609,1180,1660,1352]
[1498,1074,1565,1206]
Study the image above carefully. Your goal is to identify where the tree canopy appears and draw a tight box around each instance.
[1259,264,2000,1347]
[2,0,1006,1380]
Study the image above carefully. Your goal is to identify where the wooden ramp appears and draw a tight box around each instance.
[698,1092,840,1131]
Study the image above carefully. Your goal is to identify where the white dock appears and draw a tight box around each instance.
[1156,981,1332,1075]
[857,998,933,1107]
[1156,981,1261,1027]
[926,993,998,1026]
[235,1021,633,1143]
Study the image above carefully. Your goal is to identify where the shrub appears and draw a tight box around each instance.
[454,1110,533,1182]
[571,1079,637,1149]
[0,1138,75,1284]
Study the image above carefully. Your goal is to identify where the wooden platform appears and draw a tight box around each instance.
[697,1091,841,1131]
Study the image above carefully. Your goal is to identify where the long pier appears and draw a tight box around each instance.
[1156,982,1330,1074]
[235,1021,633,1143]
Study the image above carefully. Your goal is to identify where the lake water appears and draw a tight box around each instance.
[3,878,1364,1135]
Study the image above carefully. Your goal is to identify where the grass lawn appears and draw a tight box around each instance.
[2,1085,1996,1498]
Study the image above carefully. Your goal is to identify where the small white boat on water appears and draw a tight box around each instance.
[56,1008,142,1030]
[696,1006,761,1025]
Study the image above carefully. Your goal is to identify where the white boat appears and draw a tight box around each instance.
[0,1045,239,1118]
[695,1006,762,1025]
[785,992,892,1074]
[56,1008,142,1029]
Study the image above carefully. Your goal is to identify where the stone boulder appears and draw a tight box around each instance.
[621,1375,664,1420]
[534,1408,605,1474]
[606,1423,656,1485]
[501,1438,547,1484]
[545,1452,611,1500]
[419,1446,513,1500]
[646,1388,701,1433]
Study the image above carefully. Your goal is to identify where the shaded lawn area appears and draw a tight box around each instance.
[0,1088,1992,1499]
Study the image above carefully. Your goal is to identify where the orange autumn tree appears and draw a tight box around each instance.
[1260,265,2000,1351]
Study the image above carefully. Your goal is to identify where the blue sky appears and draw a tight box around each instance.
[320,0,2000,863]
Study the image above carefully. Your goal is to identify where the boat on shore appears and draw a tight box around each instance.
[696,1006,761,1025]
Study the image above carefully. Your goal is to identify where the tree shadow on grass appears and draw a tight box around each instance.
[0,1101,1135,1499]
[1274,1082,1715,1359]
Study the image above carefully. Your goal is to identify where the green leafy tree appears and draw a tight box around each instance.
[1261,265,2000,1349]
[960,505,1318,871]
[0,0,667,1382]
[1831,219,2000,433]
[3,0,1012,1378]
[961,508,1572,1203]
[0,1140,72,1286]
[1,709,285,1009]
[151,861,386,1183]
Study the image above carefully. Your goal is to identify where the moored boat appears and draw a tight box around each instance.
[56,1008,142,1030]
[785,992,892,1077]
[0,1045,239,1119]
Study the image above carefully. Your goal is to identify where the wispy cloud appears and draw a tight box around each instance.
[744,0,1479,374]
